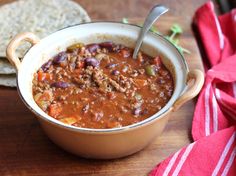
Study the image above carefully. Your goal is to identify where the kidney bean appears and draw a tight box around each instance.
[85,57,100,67]
[53,52,67,64]
[133,107,142,116]
[41,60,52,71]
[99,41,113,51]
[111,70,120,76]
[142,108,148,115]
[86,44,100,53]
[51,82,70,88]
[167,90,173,97]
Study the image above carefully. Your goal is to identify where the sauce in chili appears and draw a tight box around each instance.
[32,42,174,129]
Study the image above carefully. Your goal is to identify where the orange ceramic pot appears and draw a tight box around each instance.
[6,22,204,159]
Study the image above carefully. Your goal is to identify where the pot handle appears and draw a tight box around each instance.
[172,69,204,111]
[6,32,40,72]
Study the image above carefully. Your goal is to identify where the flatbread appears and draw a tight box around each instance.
[0,58,16,74]
[0,0,90,87]
[0,0,91,58]
[0,74,16,87]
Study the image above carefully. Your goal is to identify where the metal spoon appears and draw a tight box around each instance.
[132,5,169,59]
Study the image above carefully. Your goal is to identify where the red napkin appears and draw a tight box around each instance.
[150,2,236,176]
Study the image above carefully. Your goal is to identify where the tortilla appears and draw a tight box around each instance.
[0,58,16,74]
[0,0,90,82]
[0,74,16,87]
[0,0,91,59]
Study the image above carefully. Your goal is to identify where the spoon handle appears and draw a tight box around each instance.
[132,5,169,59]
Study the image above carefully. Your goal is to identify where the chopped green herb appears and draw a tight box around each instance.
[122,18,129,24]
[169,24,182,42]
[171,24,183,35]
[165,36,179,45]
[175,45,191,54]
[165,35,190,54]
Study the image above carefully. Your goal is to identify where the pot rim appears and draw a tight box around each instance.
[17,21,188,134]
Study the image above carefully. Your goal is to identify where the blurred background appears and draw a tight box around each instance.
[76,0,235,20]
[1,0,235,22]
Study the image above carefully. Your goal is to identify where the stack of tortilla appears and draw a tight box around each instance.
[0,0,90,87]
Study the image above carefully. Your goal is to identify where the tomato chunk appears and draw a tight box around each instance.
[38,71,52,82]
[48,104,62,117]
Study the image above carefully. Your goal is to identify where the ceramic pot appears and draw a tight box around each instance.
[6,22,204,159]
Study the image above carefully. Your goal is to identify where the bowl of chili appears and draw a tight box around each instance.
[6,22,204,159]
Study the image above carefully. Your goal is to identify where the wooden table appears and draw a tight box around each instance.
[0,0,206,175]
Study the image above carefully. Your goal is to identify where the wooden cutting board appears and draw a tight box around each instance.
[0,16,203,176]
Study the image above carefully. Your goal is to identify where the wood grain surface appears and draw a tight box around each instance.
[0,0,206,176]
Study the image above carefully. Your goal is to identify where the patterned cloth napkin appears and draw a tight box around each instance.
[150,2,236,176]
